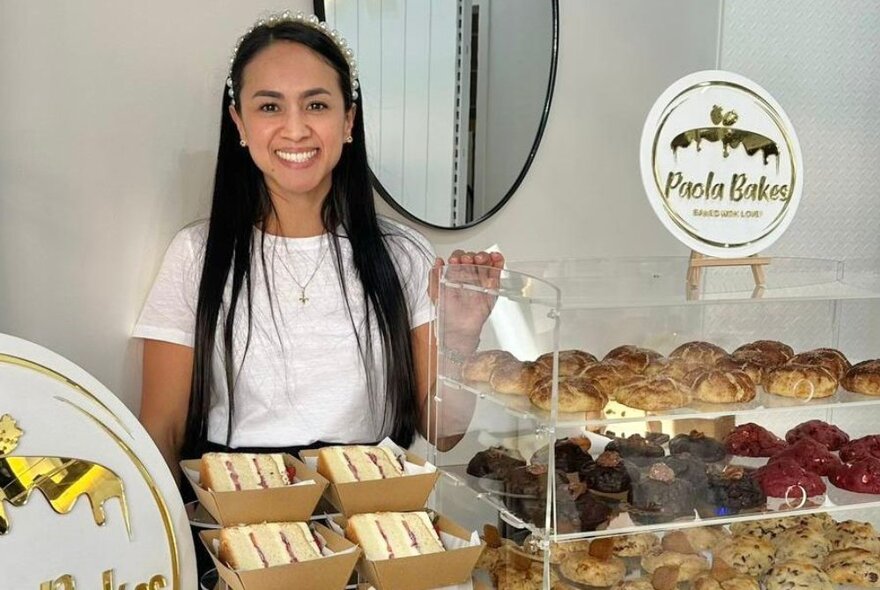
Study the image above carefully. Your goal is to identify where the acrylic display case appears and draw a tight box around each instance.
[428,257,880,588]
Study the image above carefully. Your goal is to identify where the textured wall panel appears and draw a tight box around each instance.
[721,0,880,260]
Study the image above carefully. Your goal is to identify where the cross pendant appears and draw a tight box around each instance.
[298,290,309,305]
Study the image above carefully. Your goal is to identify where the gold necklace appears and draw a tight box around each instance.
[283,237,329,305]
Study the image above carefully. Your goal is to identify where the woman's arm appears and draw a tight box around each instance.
[139,339,193,483]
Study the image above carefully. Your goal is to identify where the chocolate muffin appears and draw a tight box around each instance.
[605,433,666,466]
[582,451,632,501]
[784,419,850,451]
[704,466,766,515]
[629,463,696,524]
[466,446,526,480]
[670,430,728,462]
[532,436,595,474]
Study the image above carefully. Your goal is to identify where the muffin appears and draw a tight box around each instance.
[704,466,766,515]
[723,423,788,457]
[531,436,594,474]
[605,433,666,466]
[467,447,526,479]
[629,463,696,523]
[670,430,727,462]
[784,419,849,450]
[582,451,632,501]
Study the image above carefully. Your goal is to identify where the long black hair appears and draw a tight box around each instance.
[182,19,420,457]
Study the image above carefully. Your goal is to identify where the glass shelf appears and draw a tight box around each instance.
[437,464,880,544]
[440,375,880,428]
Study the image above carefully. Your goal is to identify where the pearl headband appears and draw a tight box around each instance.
[226,10,360,107]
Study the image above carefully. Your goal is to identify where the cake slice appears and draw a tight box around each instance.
[346,511,444,560]
[316,445,405,483]
[200,452,290,492]
[219,522,322,570]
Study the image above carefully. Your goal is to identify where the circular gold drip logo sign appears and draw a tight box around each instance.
[640,71,803,257]
[0,335,196,589]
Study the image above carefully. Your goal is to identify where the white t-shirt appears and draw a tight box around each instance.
[133,218,435,448]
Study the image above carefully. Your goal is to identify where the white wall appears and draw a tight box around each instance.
[378,0,721,260]
[0,1,311,409]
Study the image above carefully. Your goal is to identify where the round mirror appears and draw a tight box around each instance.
[316,0,559,229]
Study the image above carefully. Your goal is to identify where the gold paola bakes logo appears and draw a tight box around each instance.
[664,105,789,204]
[0,414,167,590]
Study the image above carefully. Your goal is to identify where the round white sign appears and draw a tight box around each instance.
[640,70,803,257]
[0,334,196,589]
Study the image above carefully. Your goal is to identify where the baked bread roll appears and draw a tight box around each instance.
[535,349,598,376]
[645,357,699,381]
[461,350,517,382]
[763,364,838,399]
[200,452,290,492]
[580,360,638,399]
[669,341,728,367]
[614,376,692,411]
[788,348,850,381]
[219,522,322,570]
[842,359,880,396]
[714,355,763,386]
[528,375,608,412]
[346,511,444,560]
[316,445,404,483]
[686,368,756,404]
[489,359,544,395]
[603,345,662,373]
[732,340,794,368]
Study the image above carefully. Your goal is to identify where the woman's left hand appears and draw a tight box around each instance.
[428,249,505,354]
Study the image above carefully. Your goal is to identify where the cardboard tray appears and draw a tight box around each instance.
[337,512,485,590]
[301,448,439,517]
[181,454,328,526]
[201,522,361,590]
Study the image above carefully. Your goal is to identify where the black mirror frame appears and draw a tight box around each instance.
[314,0,559,231]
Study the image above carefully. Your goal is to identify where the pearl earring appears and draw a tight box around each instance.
[240,139,247,147]
[345,136,353,144]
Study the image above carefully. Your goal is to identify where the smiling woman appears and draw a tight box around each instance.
[316,0,559,229]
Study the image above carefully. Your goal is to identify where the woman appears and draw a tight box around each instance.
[134,12,502,479]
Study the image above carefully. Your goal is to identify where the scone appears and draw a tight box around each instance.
[559,551,626,586]
[661,526,728,553]
[826,520,880,553]
[823,548,880,587]
[611,532,661,557]
[713,535,775,577]
[764,561,833,590]
[640,549,710,581]
[693,574,760,590]
[772,524,831,565]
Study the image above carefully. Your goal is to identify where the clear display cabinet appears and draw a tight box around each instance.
[429,257,880,588]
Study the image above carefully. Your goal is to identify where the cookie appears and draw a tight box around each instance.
[730,513,832,540]
[723,423,788,457]
[713,535,775,577]
[768,437,842,476]
[823,548,880,587]
[840,434,880,462]
[764,561,833,590]
[830,456,880,494]
[661,526,728,554]
[752,457,826,499]
[784,419,849,451]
